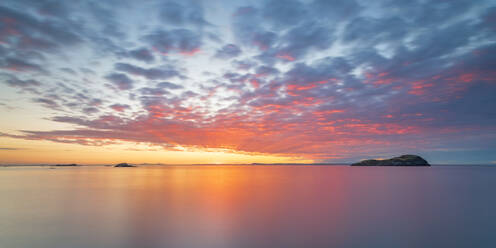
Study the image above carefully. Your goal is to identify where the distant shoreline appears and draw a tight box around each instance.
[1,163,494,167]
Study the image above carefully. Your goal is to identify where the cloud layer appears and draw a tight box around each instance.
[1,0,495,163]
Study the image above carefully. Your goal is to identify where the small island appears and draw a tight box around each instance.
[55,164,79,167]
[114,163,136,167]
[351,155,430,166]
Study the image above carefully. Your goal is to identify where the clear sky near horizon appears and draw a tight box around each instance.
[0,0,495,165]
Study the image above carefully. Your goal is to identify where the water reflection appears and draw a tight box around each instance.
[1,166,495,248]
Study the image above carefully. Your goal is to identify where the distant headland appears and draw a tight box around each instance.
[55,164,79,167]
[351,155,430,166]
[114,163,136,167]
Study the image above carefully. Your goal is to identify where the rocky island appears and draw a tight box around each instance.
[55,164,79,167]
[114,163,136,167]
[351,155,430,166]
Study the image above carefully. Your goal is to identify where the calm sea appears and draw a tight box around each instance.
[1,165,495,248]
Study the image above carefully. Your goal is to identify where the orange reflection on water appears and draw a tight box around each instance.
[4,165,487,248]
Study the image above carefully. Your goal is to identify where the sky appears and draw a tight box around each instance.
[0,0,495,165]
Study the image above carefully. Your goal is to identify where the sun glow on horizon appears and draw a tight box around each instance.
[0,137,314,165]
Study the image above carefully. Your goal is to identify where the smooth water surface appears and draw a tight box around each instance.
[1,165,495,248]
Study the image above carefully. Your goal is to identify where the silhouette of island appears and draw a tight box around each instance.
[55,164,78,167]
[114,163,136,167]
[351,155,430,166]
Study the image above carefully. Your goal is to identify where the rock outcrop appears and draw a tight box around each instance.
[351,155,430,166]
[114,163,136,167]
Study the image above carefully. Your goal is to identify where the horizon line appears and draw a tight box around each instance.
[1,163,495,167]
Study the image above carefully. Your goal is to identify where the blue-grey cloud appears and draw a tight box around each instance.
[157,82,183,89]
[0,58,45,73]
[262,0,307,27]
[0,5,81,51]
[159,1,209,27]
[143,29,202,55]
[115,63,180,80]
[2,75,41,88]
[33,97,60,110]
[105,73,134,90]
[140,87,169,96]
[128,48,155,63]
[214,44,242,59]
[83,107,99,114]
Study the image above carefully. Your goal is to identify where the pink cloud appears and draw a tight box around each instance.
[110,104,129,112]
[276,53,295,61]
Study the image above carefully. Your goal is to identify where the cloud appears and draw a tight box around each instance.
[343,16,408,44]
[483,7,496,30]
[310,0,362,21]
[382,0,474,27]
[59,67,77,75]
[140,87,169,96]
[0,58,45,73]
[214,44,242,59]
[105,73,134,90]
[232,1,335,62]
[83,107,99,114]
[159,1,209,27]
[115,63,180,80]
[128,48,154,63]
[86,1,124,38]
[0,147,24,150]
[262,0,307,27]
[232,6,261,45]
[232,59,257,70]
[33,97,60,110]
[143,28,202,55]
[37,1,69,18]
[252,31,277,51]
[3,75,41,88]
[0,5,81,51]
[110,104,129,112]
[255,65,279,76]
[274,21,334,61]
[1,0,495,163]
[157,81,183,89]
